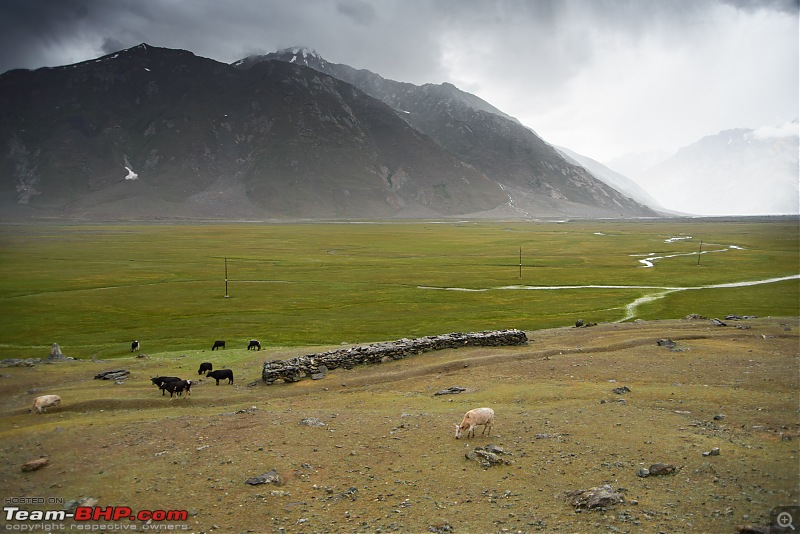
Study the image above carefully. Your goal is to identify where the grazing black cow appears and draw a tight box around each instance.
[212,340,225,351]
[151,376,181,395]
[131,340,140,352]
[206,369,234,385]
[247,340,261,351]
[198,362,213,375]
[160,379,192,398]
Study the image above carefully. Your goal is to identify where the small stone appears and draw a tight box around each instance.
[567,484,623,510]
[22,457,49,472]
[245,469,282,486]
[298,417,326,427]
[648,463,677,476]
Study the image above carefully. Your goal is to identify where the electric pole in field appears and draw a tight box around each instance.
[519,247,522,278]
[697,240,703,266]
[224,257,229,298]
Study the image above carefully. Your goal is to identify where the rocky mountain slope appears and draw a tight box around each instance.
[555,145,664,211]
[0,44,658,220]
[241,47,658,219]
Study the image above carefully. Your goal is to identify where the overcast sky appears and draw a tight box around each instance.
[0,0,797,163]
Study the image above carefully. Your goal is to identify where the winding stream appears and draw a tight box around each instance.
[419,275,800,322]
[418,236,798,321]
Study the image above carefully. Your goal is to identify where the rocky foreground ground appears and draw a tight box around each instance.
[0,316,797,533]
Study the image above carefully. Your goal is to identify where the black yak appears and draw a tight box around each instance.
[206,369,234,385]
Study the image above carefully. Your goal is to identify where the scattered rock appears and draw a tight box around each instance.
[21,457,49,472]
[711,318,727,327]
[0,358,41,368]
[713,414,726,420]
[684,313,707,320]
[703,447,721,457]
[299,417,326,428]
[612,386,631,395]
[566,484,623,510]
[47,343,66,362]
[465,444,512,467]
[434,386,466,396]
[244,469,283,486]
[94,370,129,381]
[575,319,597,328]
[647,463,677,476]
[656,339,676,348]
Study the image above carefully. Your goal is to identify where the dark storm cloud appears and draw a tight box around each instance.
[336,0,377,25]
[0,0,796,161]
[721,0,799,13]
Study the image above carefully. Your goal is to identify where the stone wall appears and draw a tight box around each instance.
[262,329,528,384]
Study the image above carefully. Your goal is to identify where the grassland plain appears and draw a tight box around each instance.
[0,219,798,533]
[0,318,797,533]
[0,219,797,360]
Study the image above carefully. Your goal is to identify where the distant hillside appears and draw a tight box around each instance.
[235,47,658,219]
[555,146,664,211]
[0,44,658,221]
[619,126,799,216]
[0,45,508,219]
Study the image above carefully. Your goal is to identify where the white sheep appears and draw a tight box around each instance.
[31,395,61,414]
[455,407,494,439]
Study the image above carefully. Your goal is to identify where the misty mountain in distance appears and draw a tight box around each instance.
[611,125,799,216]
[235,47,657,219]
[555,146,665,212]
[0,43,659,220]
[605,151,672,183]
[4,43,791,220]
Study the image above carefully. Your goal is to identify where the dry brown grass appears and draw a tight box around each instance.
[1,317,798,533]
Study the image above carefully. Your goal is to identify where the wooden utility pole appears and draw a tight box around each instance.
[697,240,703,266]
[519,247,522,278]
[224,257,229,298]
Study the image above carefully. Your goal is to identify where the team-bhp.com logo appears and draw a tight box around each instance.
[4,505,188,530]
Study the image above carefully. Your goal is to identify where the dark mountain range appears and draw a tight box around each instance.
[241,47,658,219]
[0,44,657,220]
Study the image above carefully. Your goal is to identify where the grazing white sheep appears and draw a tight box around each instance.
[31,395,61,414]
[455,407,494,439]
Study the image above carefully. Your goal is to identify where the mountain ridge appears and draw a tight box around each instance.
[0,43,658,220]
[620,126,799,216]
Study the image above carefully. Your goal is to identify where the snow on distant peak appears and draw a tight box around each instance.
[289,47,318,58]
[279,47,324,67]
